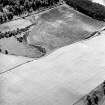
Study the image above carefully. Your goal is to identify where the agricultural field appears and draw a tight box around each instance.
[0,53,33,74]
[0,36,43,58]
[0,4,105,58]
[28,4,105,53]
[1,30,105,105]
[1,1,105,105]
[0,19,32,32]
[0,18,45,58]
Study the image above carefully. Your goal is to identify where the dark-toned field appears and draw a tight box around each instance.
[0,4,105,58]
[28,4,105,53]
[1,2,105,105]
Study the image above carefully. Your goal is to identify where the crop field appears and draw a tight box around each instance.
[0,18,44,58]
[1,30,105,105]
[0,53,33,74]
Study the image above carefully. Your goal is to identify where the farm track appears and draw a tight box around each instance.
[0,26,104,76]
[1,2,105,105]
[1,2,105,76]
[0,3,65,38]
[0,59,35,75]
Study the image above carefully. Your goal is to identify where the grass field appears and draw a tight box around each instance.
[0,53,33,74]
[0,19,32,32]
[0,36,43,58]
[1,3,105,105]
[0,18,44,58]
[28,4,105,53]
[1,30,105,105]
[0,4,105,58]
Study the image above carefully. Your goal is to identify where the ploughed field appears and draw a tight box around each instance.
[0,4,105,58]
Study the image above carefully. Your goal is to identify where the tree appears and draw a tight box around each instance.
[64,0,105,21]
[7,12,13,20]
[5,50,8,54]
[0,16,3,23]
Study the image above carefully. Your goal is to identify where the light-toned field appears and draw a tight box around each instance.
[0,4,105,58]
[0,18,44,58]
[0,19,32,32]
[92,0,105,6]
[1,30,105,105]
[1,4,105,105]
[0,53,33,74]
[0,36,43,58]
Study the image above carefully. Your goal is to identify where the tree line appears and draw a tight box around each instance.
[1,0,105,23]
[0,25,29,39]
[0,0,61,24]
[0,23,46,55]
[64,0,105,21]
[0,12,13,24]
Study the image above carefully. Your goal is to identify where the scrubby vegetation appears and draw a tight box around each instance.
[0,0,62,24]
[64,0,105,21]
